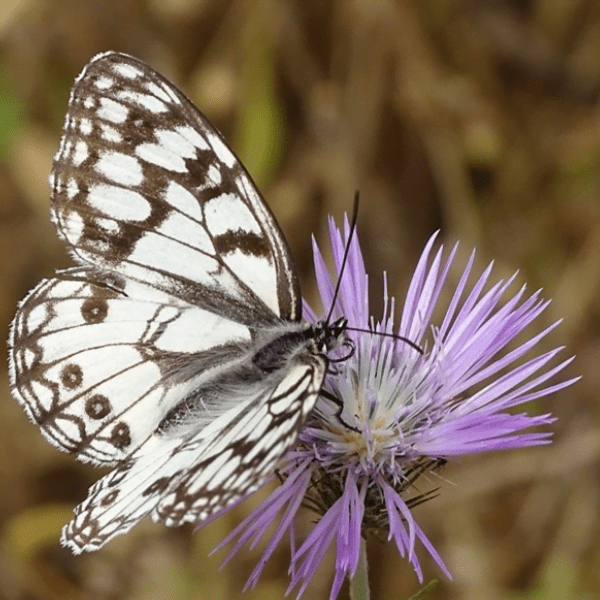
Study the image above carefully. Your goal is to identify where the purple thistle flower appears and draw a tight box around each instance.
[212,217,577,599]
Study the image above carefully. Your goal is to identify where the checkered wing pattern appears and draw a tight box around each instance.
[8,52,337,554]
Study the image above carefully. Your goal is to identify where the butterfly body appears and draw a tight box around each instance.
[8,52,346,553]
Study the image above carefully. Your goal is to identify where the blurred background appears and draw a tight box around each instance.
[0,0,596,599]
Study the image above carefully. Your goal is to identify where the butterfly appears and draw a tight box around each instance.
[8,51,348,554]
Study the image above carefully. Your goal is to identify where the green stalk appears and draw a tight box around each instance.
[349,538,370,600]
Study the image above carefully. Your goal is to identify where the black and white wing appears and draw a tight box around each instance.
[9,268,259,465]
[50,51,300,323]
[8,52,330,553]
[62,353,324,552]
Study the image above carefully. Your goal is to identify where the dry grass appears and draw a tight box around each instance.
[0,1,596,599]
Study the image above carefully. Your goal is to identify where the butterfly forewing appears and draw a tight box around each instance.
[51,51,300,322]
[8,51,342,554]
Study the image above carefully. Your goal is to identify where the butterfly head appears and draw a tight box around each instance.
[313,317,351,356]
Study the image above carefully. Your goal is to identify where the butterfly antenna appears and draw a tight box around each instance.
[325,190,360,325]
[345,326,423,354]
[323,192,422,355]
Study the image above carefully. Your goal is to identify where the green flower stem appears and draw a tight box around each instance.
[349,538,370,600]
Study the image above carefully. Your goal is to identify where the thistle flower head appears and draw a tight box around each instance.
[215,218,577,599]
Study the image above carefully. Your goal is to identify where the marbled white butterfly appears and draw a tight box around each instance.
[8,51,347,553]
